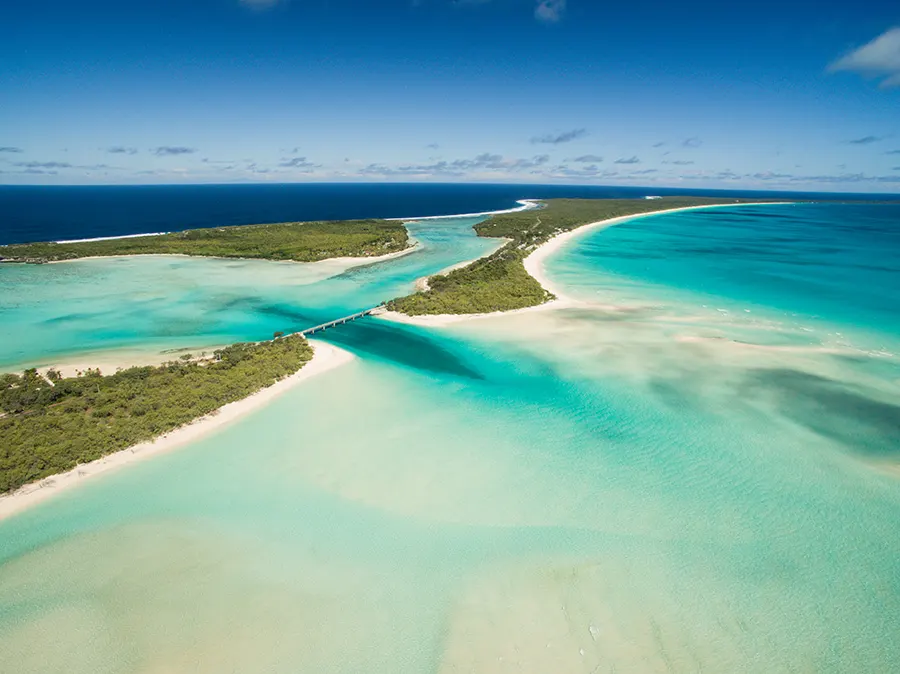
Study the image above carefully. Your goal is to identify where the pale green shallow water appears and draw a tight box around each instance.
[1,206,899,673]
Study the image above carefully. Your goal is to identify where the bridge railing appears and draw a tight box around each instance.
[297,304,383,337]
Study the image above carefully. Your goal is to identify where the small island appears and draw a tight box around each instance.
[0,335,314,494]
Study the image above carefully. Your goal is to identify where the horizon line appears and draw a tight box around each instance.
[0,180,899,198]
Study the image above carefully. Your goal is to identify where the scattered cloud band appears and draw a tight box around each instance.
[847,135,884,145]
[153,146,197,156]
[531,128,587,145]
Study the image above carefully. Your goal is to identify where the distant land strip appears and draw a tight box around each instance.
[0,218,409,263]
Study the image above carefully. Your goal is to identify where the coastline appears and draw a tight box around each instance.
[55,231,170,244]
[0,340,355,521]
[387,199,541,222]
[379,201,792,327]
[415,237,512,292]
[523,201,791,298]
[33,349,218,378]
[2,199,538,258]
[21,341,245,378]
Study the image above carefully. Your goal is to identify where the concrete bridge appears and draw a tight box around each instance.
[298,305,383,337]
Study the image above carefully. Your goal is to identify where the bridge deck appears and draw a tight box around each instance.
[299,307,379,336]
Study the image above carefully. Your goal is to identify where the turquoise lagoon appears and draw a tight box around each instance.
[1,204,899,673]
[0,216,501,369]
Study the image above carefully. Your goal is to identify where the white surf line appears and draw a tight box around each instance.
[54,231,170,244]
[386,199,541,222]
[36,201,539,245]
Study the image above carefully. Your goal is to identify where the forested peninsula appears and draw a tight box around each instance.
[0,335,313,493]
[386,197,766,315]
[0,218,409,263]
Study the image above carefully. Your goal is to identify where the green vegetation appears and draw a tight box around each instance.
[0,335,313,493]
[387,197,766,315]
[0,218,409,263]
[391,248,552,314]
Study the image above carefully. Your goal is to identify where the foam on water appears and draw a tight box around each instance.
[1,204,899,672]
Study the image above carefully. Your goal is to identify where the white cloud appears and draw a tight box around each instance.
[535,0,566,23]
[438,0,566,24]
[829,27,900,88]
[358,152,551,178]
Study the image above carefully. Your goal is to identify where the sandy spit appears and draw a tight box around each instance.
[0,340,355,521]
[26,347,227,379]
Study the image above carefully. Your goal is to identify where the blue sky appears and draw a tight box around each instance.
[1,0,899,192]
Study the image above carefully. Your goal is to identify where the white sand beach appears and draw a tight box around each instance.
[55,232,171,244]
[376,297,573,327]
[523,202,792,301]
[31,347,224,378]
[0,340,354,521]
[306,239,420,268]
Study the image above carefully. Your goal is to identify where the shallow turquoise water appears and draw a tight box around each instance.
[0,216,499,369]
[549,203,900,352]
[1,205,899,673]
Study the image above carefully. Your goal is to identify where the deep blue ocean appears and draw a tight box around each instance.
[2,182,899,245]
